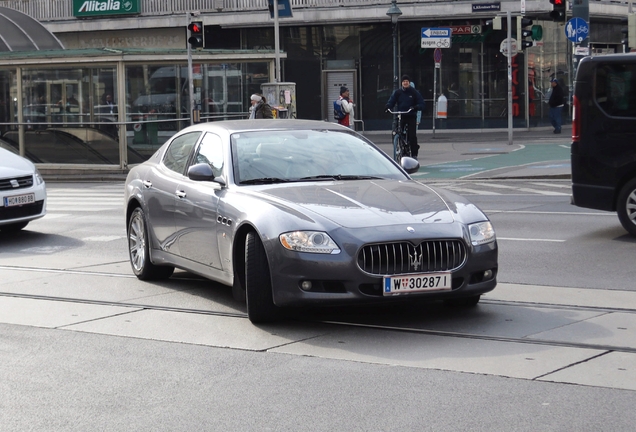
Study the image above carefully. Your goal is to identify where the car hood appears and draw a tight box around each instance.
[0,148,35,177]
[259,180,456,228]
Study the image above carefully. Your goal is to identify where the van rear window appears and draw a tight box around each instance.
[595,63,636,117]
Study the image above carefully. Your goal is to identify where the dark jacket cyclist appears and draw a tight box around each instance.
[385,75,426,158]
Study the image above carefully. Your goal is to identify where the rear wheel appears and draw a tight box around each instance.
[127,207,174,280]
[245,231,279,323]
[617,178,636,236]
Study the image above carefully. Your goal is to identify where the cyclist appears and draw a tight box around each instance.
[385,75,426,158]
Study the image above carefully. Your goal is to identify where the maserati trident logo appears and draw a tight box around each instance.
[409,250,423,272]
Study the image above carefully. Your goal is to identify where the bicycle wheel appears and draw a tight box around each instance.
[393,133,402,162]
[395,136,408,162]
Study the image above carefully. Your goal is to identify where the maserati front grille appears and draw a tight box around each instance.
[357,240,467,276]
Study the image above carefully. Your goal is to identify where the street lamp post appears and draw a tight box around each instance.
[386,0,402,91]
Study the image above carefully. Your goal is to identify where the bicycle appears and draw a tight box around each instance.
[387,108,413,163]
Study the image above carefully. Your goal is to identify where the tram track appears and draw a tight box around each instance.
[1,262,635,355]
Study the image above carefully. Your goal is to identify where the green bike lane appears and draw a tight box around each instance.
[411,143,571,180]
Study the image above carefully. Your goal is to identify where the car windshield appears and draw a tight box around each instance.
[231,129,407,184]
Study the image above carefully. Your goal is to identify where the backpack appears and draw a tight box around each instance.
[333,99,345,120]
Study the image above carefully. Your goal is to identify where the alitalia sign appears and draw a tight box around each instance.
[73,0,140,17]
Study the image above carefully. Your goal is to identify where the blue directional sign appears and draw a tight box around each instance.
[421,27,452,38]
[565,18,589,43]
[421,28,452,49]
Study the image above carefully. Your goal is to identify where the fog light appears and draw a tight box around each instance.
[301,281,312,291]
[484,270,493,280]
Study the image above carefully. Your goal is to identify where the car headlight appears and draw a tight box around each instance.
[34,168,44,185]
[468,221,496,246]
[279,231,341,254]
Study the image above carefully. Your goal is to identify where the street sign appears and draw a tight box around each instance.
[422,38,451,48]
[499,38,518,57]
[421,27,452,48]
[434,48,442,63]
[565,17,589,43]
[421,27,452,38]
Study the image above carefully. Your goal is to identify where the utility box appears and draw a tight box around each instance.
[261,82,296,119]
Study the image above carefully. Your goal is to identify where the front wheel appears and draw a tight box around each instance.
[245,231,279,323]
[617,178,636,236]
[394,135,408,162]
[127,207,174,280]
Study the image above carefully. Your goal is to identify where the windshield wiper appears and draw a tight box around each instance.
[298,175,383,181]
[240,177,290,185]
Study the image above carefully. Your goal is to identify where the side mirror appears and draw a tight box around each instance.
[401,156,420,174]
[187,163,226,186]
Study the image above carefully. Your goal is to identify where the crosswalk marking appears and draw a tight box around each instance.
[473,182,569,196]
[46,185,123,213]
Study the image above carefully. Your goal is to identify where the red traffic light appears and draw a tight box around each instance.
[187,21,204,49]
[188,22,202,34]
[550,0,564,4]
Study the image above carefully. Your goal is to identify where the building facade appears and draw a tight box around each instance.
[0,0,630,168]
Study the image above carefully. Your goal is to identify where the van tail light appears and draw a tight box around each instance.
[572,94,580,142]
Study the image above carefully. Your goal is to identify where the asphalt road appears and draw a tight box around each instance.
[1,180,635,430]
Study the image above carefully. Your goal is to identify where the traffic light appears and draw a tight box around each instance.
[187,21,204,50]
[549,0,566,22]
[519,18,542,49]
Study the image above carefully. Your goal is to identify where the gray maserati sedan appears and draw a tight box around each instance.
[124,119,497,323]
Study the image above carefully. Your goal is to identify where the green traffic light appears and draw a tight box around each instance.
[531,25,543,41]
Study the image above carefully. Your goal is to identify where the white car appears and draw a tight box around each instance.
[0,147,46,232]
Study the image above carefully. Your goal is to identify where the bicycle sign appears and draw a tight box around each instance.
[565,18,589,43]
[421,27,452,49]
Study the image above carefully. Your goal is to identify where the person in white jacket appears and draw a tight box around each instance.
[337,86,354,129]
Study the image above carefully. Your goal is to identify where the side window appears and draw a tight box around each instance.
[595,63,636,117]
[162,131,201,174]
[193,132,224,177]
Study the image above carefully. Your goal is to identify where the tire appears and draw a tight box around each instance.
[245,231,279,323]
[393,133,401,162]
[0,221,28,233]
[127,207,174,280]
[617,178,636,236]
[444,295,481,308]
[394,135,408,162]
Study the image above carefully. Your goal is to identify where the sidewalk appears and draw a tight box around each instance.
[362,125,572,180]
[40,126,573,182]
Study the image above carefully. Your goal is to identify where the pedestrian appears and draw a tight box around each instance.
[385,75,425,158]
[548,77,564,134]
[249,93,273,119]
[335,86,354,129]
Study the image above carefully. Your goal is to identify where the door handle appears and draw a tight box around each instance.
[176,190,187,199]
[142,180,152,188]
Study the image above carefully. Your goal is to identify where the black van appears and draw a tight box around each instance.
[571,53,636,235]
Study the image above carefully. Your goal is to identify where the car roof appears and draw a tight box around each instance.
[180,119,350,135]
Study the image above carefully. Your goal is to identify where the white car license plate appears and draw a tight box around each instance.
[4,193,35,207]
[383,272,452,296]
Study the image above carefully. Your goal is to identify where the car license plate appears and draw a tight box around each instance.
[3,193,35,207]
[383,272,452,296]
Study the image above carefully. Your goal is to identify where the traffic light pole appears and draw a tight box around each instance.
[186,13,195,126]
[507,11,513,145]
